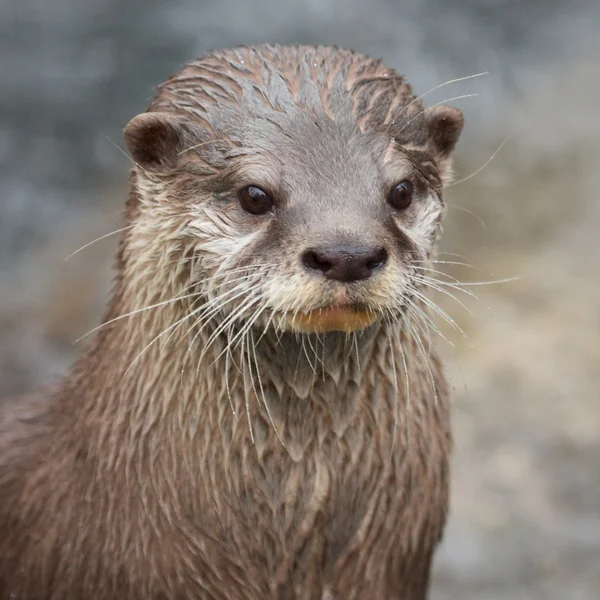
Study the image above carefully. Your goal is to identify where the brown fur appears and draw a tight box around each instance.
[0,44,462,599]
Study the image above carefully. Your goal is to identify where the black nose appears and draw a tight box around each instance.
[301,245,388,282]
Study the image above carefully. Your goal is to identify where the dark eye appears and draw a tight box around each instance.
[388,180,414,210]
[238,186,274,215]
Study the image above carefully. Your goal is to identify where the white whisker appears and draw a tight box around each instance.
[445,134,511,188]
[394,94,478,136]
[411,288,468,339]
[65,225,135,260]
[410,275,474,317]
[240,331,254,444]
[123,302,206,376]
[396,325,410,451]
[249,327,285,448]
[448,205,488,233]
[392,72,488,125]
[75,288,203,343]
[384,315,399,457]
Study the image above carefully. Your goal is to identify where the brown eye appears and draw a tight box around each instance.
[238,186,274,215]
[388,180,414,210]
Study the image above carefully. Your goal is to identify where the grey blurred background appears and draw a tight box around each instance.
[1,0,599,598]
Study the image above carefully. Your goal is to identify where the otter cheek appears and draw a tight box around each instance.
[286,307,377,333]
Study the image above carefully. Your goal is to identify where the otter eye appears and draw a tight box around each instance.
[238,186,274,215]
[388,180,414,210]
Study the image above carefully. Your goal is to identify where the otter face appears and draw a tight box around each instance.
[124,45,463,335]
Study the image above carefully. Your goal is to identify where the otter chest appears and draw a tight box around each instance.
[176,423,449,600]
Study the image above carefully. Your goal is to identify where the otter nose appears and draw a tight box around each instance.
[301,245,388,282]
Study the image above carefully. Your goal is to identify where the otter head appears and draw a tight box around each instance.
[123,45,463,337]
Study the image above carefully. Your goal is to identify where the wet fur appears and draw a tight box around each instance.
[0,44,462,599]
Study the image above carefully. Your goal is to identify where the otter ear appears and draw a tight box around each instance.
[426,105,464,161]
[123,112,192,171]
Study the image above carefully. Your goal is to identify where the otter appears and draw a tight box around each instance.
[0,44,464,599]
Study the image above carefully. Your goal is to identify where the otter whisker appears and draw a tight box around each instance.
[409,275,474,317]
[444,134,510,188]
[446,276,521,287]
[405,315,439,407]
[186,273,261,331]
[292,334,309,381]
[447,205,489,233]
[412,265,466,284]
[75,288,204,343]
[257,298,288,345]
[392,71,488,125]
[305,333,324,372]
[289,299,304,334]
[394,94,478,137]
[396,324,411,451]
[341,331,354,365]
[202,268,271,300]
[403,298,434,356]
[409,288,468,339]
[183,281,254,380]
[204,277,263,318]
[412,268,481,298]
[217,289,265,348]
[319,332,327,381]
[413,261,487,291]
[207,264,266,289]
[352,332,361,371]
[221,295,267,362]
[384,314,399,456]
[434,251,472,262]
[256,298,286,344]
[201,274,268,309]
[123,301,209,376]
[415,280,477,316]
[417,274,520,288]
[64,225,135,260]
[198,292,263,367]
[384,315,399,391]
[274,322,286,346]
[208,262,279,280]
[307,334,320,375]
[249,327,286,448]
[224,324,239,419]
[180,281,255,384]
[165,274,264,350]
[412,259,480,270]
[239,330,255,444]
[404,300,454,347]
[409,317,433,365]
[412,273,480,302]
[300,335,318,377]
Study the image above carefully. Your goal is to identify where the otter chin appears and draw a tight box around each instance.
[285,306,378,333]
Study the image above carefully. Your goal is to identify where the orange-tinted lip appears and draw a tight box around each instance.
[285,306,377,333]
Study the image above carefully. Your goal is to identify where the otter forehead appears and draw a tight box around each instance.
[152,45,425,137]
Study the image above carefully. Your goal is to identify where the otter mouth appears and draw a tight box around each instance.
[285,305,378,333]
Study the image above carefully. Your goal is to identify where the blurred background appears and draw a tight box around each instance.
[1,0,599,598]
